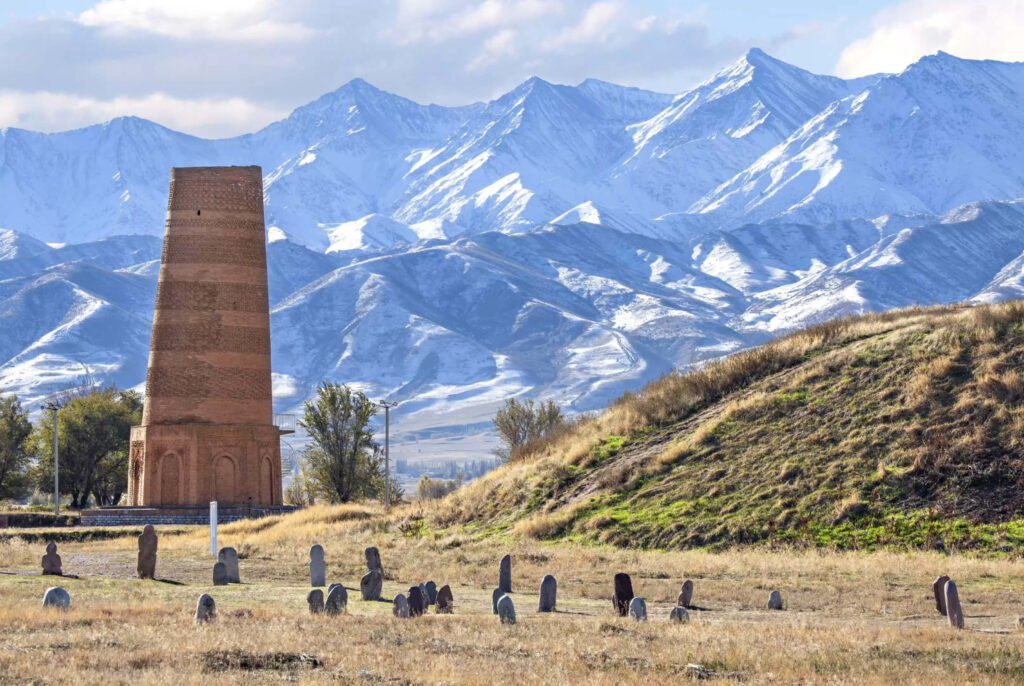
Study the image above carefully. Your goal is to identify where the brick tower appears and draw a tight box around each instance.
[128,166,283,507]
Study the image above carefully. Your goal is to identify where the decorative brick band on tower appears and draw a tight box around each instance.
[128,166,283,506]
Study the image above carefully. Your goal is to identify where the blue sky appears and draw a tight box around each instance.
[1,0,1021,136]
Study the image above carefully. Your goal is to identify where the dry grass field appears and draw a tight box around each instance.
[1,504,1023,684]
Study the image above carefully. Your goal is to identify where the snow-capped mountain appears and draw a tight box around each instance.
[2,49,1024,455]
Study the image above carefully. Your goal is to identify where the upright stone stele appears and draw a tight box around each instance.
[218,547,240,583]
[212,561,229,586]
[629,597,648,622]
[944,580,964,629]
[436,584,454,614]
[41,542,62,576]
[679,579,694,608]
[325,585,347,615]
[128,166,283,508]
[539,574,557,613]
[137,525,158,579]
[497,594,516,625]
[408,586,426,617]
[669,606,690,624]
[42,587,70,610]
[612,573,634,617]
[932,575,950,616]
[425,580,438,605]
[360,570,383,601]
[365,546,382,573]
[307,589,324,614]
[492,587,504,614]
[393,594,410,619]
[499,554,513,594]
[767,590,784,610]
[195,594,216,624]
[309,544,326,587]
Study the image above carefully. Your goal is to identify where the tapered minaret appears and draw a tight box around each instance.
[128,166,283,506]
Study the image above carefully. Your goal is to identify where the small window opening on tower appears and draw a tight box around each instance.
[197,209,201,216]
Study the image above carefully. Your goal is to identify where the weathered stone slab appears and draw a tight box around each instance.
[436,584,454,614]
[933,575,950,616]
[499,554,512,594]
[365,546,382,572]
[425,580,437,605]
[307,589,324,614]
[539,574,557,612]
[393,593,409,618]
[945,579,964,629]
[42,586,70,610]
[360,569,383,601]
[629,597,648,621]
[137,525,157,579]
[325,585,347,615]
[195,594,216,623]
[409,586,426,617]
[41,542,62,576]
[767,590,784,610]
[212,561,229,586]
[497,594,516,625]
[217,547,240,583]
[679,579,693,608]
[670,606,690,623]
[309,544,326,587]
[612,573,633,617]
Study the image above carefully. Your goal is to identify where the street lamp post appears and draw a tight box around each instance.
[376,400,398,511]
[43,402,59,516]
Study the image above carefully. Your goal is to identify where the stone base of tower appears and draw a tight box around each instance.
[128,423,283,507]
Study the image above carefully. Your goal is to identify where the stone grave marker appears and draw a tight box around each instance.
[945,579,964,629]
[365,546,382,573]
[613,573,634,617]
[212,561,229,586]
[41,542,62,576]
[436,584,454,614]
[309,544,326,587]
[325,585,348,615]
[492,587,503,614]
[933,575,950,616]
[670,606,690,624]
[425,580,437,605]
[195,594,216,624]
[409,586,426,617]
[137,525,158,579]
[42,586,70,610]
[360,569,383,601]
[499,554,512,594]
[679,579,693,608]
[217,547,240,583]
[629,597,648,621]
[768,590,784,610]
[393,593,410,619]
[539,574,557,612]
[307,589,324,614]
[497,594,516,625]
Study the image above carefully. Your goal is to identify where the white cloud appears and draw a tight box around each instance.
[0,90,286,138]
[79,0,315,43]
[837,0,1024,77]
[469,29,519,72]
[391,0,561,44]
[547,1,622,48]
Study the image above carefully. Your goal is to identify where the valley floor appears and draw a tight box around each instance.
[1,505,1023,684]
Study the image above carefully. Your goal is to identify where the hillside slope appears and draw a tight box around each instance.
[436,301,1024,552]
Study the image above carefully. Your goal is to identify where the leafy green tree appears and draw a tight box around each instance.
[493,398,565,461]
[300,382,385,503]
[0,395,33,502]
[417,475,460,500]
[32,388,142,508]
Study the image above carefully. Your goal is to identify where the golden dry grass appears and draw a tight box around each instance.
[1,505,1024,684]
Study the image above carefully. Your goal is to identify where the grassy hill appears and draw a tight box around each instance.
[434,302,1024,553]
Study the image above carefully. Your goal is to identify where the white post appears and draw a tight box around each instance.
[51,406,59,516]
[210,501,218,557]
